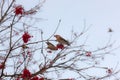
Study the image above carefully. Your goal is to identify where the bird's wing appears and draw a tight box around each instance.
[59,37,70,45]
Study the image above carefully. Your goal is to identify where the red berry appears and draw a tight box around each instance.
[21,68,31,79]
[14,5,24,15]
[107,68,112,74]
[39,77,44,80]
[22,32,31,43]
[31,76,39,80]
[86,52,92,57]
[56,44,64,49]
[0,63,5,69]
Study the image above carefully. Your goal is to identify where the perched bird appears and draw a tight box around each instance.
[108,28,113,32]
[46,42,58,50]
[54,35,70,46]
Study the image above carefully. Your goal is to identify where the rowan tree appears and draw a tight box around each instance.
[0,0,120,80]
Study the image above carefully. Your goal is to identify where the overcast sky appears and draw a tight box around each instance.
[20,0,120,59]
[16,0,120,79]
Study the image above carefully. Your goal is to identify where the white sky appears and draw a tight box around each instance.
[16,0,120,79]
[32,0,120,59]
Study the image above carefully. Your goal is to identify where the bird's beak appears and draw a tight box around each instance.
[46,42,48,44]
[54,35,56,37]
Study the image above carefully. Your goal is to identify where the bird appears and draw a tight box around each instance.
[46,42,58,50]
[108,28,113,32]
[54,35,70,46]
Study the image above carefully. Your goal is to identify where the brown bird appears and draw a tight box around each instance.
[46,42,58,50]
[54,35,70,46]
